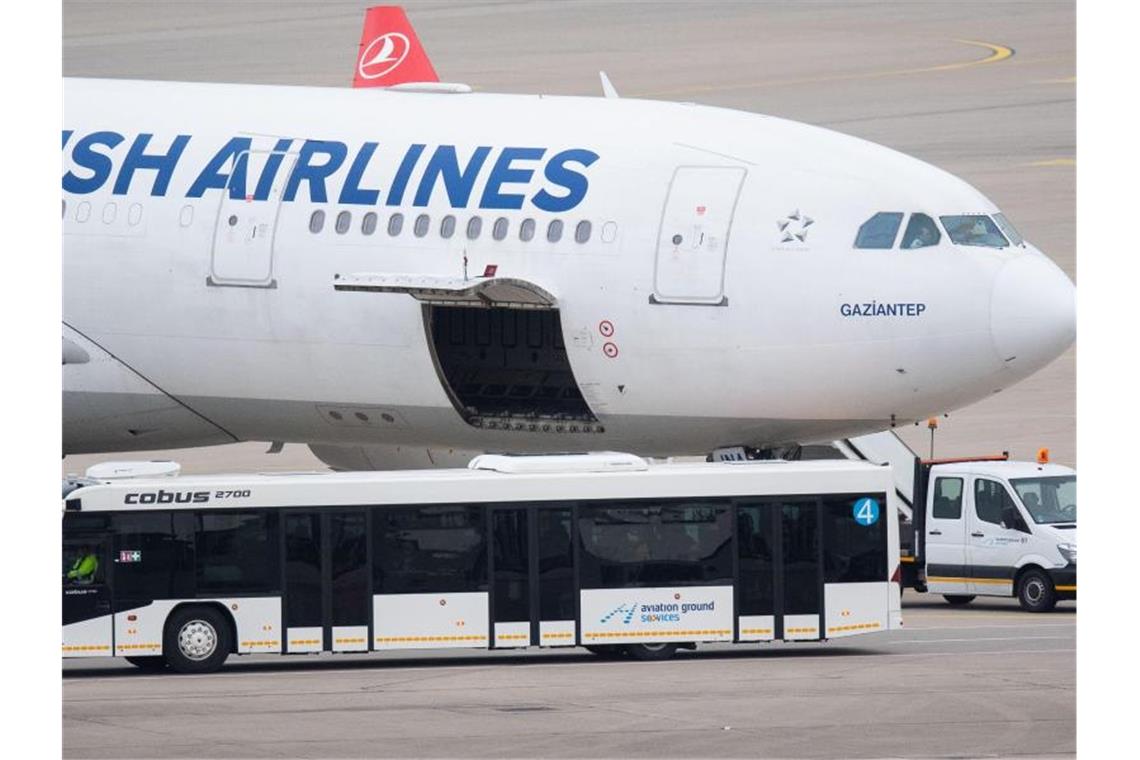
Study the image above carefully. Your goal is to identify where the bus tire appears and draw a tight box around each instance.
[624,643,678,661]
[163,606,231,674]
[1017,569,1057,613]
[942,595,976,605]
[124,656,167,671]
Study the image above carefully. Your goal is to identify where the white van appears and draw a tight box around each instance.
[905,458,1076,612]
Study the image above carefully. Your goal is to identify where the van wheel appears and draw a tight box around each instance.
[943,595,976,605]
[584,645,627,658]
[1018,569,1057,613]
[124,656,167,671]
[163,606,231,674]
[624,643,678,661]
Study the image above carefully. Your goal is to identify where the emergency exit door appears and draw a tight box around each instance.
[209,150,295,288]
[653,166,746,305]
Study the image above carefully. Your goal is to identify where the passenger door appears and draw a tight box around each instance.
[924,476,971,596]
[653,166,746,305]
[209,149,295,288]
[488,505,577,648]
[283,510,371,653]
[967,479,1027,596]
[736,500,822,641]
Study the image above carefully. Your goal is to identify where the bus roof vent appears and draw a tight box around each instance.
[468,452,649,474]
[85,460,182,481]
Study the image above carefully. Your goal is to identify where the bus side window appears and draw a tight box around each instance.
[823,495,888,583]
[195,512,280,595]
[373,505,487,594]
[111,512,195,601]
[537,506,575,620]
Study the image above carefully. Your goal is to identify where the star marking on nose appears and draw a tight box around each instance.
[777,209,814,243]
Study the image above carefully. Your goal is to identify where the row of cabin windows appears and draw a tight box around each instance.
[63,199,146,227]
[310,210,594,245]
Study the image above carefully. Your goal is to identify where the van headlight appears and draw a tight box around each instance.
[1057,543,1077,564]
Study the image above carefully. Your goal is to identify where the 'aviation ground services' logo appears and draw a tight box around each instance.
[358,32,411,80]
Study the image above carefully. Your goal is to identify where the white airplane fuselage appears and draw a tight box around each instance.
[63,78,1075,459]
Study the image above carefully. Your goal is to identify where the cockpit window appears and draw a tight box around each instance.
[940,215,1010,248]
[854,212,903,249]
[993,213,1024,246]
[900,213,941,249]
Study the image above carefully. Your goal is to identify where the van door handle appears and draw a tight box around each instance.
[971,531,985,537]
[928,529,942,535]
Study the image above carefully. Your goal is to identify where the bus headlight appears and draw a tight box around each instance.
[1057,543,1077,564]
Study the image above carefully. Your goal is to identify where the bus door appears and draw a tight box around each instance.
[62,515,113,658]
[283,510,370,653]
[736,500,822,642]
[489,505,576,648]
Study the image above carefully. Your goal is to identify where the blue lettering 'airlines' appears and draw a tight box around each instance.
[61,131,600,212]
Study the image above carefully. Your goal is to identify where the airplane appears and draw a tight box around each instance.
[62,6,1075,470]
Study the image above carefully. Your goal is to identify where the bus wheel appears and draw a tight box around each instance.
[124,656,167,672]
[942,595,976,605]
[584,645,627,658]
[624,643,678,661]
[1017,569,1057,613]
[164,606,231,674]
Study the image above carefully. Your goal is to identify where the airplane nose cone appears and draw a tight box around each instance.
[990,253,1076,370]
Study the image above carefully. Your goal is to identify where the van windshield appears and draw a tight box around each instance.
[1010,476,1076,524]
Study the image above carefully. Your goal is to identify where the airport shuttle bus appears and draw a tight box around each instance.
[62,454,902,673]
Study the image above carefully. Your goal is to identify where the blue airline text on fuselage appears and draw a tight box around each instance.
[61,131,599,212]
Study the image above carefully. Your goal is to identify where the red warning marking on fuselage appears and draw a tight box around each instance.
[603,342,619,358]
[599,320,615,337]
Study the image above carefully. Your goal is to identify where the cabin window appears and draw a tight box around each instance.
[62,199,67,219]
[102,202,117,225]
[179,204,194,227]
[414,213,430,237]
[76,201,91,223]
[127,203,143,227]
[440,214,456,239]
[575,220,592,243]
[492,217,509,241]
[519,218,536,242]
[466,216,483,240]
[361,211,378,235]
[309,209,325,233]
[335,210,352,234]
[854,212,903,249]
[900,213,940,249]
[940,215,1009,248]
[601,221,618,243]
[387,212,404,236]
[547,219,563,243]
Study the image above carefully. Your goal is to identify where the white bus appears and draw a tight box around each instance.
[62,454,902,673]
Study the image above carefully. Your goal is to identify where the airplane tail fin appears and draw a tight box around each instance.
[353,6,439,88]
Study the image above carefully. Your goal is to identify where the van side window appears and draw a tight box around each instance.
[932,477,963,519]
[855,212,903,249]
[974,478,1025,531]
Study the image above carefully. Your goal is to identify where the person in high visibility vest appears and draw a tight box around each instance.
[67,546,99,584]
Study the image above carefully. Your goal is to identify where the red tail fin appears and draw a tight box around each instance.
[353,6,439,88]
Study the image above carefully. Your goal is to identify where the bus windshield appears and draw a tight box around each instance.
[1010,476,1076,524]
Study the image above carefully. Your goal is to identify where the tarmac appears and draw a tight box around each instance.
[62,0,1076,475]
[63,596,1075,759]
